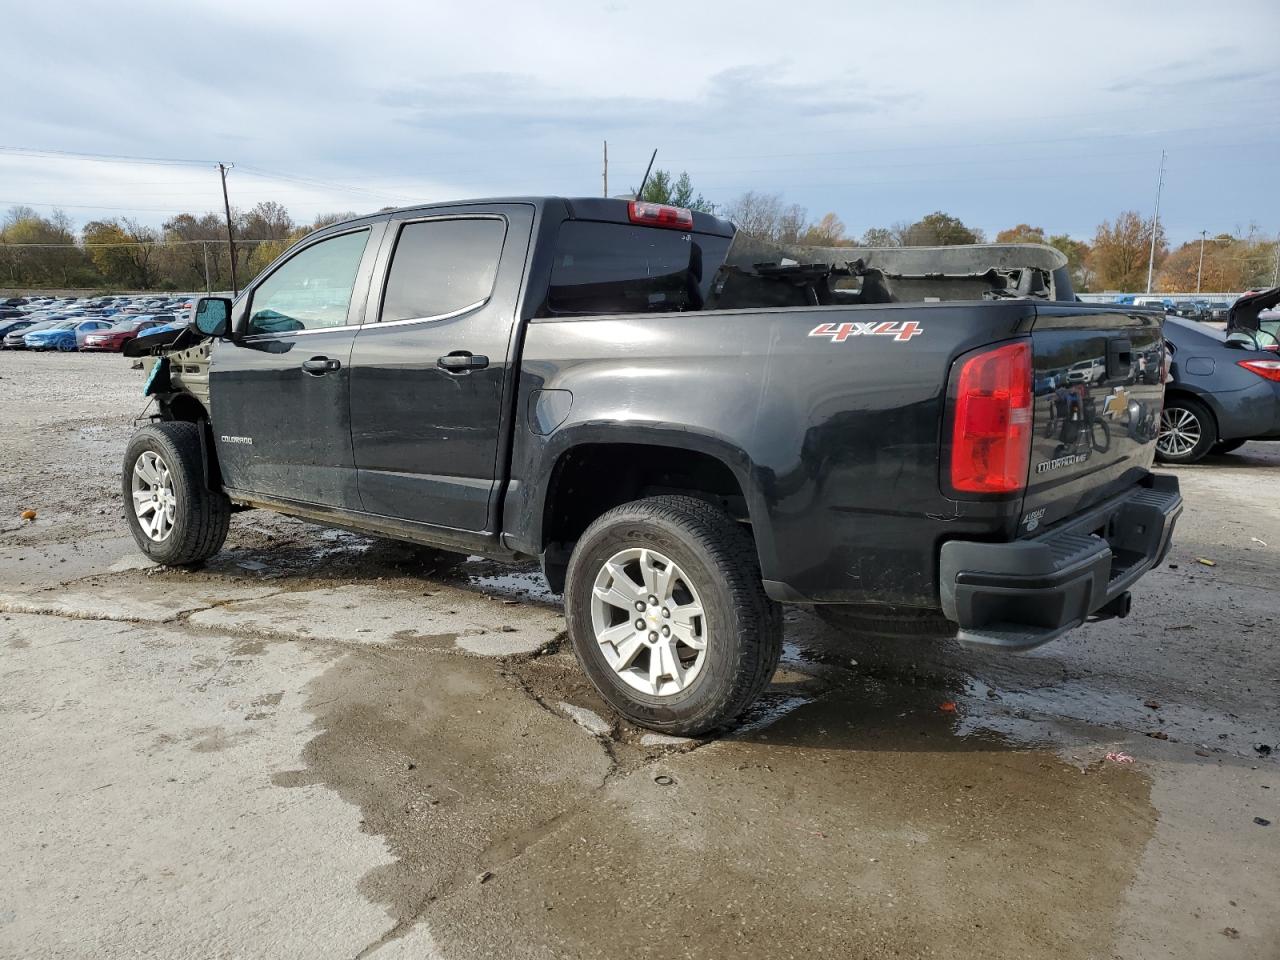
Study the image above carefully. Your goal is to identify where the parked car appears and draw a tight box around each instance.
[1206,301,1231,322]
[3,318,61,349]
[23,320,85,351]
[1174,301,1207,321]
[81,316,167,352]
[121,197,1181,735]
[0,317,39,341]
[1157,314,1280,462]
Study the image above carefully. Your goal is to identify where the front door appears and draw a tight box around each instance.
[212,224,381,508]
[349,204,533,531]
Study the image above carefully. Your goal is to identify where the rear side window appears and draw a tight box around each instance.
[546,221,731,315]
[380,218,507,322]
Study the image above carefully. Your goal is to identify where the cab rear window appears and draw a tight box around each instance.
[545,221,731,316]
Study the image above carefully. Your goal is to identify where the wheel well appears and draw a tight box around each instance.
[160,392,208,424]
[1163,387,1219,430]
[539,443,750,592]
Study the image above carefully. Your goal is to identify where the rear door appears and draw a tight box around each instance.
[1021,305,1164,532]
[349,203,534,531]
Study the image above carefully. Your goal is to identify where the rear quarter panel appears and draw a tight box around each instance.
[508,301,1039,605]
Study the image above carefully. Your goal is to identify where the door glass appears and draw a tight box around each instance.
[380,218,507,322]
[247,230,369,335]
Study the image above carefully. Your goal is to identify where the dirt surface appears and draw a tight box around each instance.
[1,352,1277,959]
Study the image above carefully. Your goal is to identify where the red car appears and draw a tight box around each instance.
[81,316,170,352]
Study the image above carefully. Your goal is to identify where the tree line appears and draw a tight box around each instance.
[3,171,1277,293]
[0,202,354,292]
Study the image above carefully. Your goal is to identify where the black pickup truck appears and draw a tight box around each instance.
[123,197,1182,734]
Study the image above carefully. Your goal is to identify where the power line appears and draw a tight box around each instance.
[0,146,222,167]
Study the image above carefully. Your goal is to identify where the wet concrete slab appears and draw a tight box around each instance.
[186,582,561,654]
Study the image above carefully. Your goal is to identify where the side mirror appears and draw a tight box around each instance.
[194,297,233,337]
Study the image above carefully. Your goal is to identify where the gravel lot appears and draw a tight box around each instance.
[1,351,1277,959]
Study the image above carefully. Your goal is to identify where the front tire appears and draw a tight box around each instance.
[1156,396,1217,464]
[564,496,782,736]
[122,422,230,566]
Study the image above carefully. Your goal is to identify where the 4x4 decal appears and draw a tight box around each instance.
[808,320,922,343]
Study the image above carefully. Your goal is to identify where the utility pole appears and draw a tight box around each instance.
[218,162,239,297]
[201,240,211,294]
[1145,149,1166,294]
[1196,229,1207,294]
[603,140,608,198]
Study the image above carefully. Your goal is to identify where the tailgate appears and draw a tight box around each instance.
[1021,305,1165,533]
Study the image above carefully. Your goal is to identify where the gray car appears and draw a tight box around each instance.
[1158,315,1280,462]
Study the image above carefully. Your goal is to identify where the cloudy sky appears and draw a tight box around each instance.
[3,0,1278,244]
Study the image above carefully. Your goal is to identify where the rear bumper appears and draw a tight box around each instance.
[939,475,1181,651]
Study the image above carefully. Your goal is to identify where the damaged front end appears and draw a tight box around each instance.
[124,324,212,414]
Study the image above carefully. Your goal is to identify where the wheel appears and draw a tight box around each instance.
[59,339,77,352]
[563,495,782,736]
[1156,397,1217,464]
[122,422,230,566]
[1212,439,1247,455]
[815,604,956,639]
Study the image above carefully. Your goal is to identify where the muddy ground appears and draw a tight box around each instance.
[1,352,1276,959]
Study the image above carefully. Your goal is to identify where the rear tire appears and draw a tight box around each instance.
[1156,396,1217,464]
[563,495,782,736]
[122,422,230,566]
[815,604,956,639]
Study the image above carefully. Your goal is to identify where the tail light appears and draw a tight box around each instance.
[1237,358,1280,381]
[950,340,1033,494]
[628,201,694,231]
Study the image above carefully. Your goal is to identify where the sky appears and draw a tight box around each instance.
[2,0,1278,246]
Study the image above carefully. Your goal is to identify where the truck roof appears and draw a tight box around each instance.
[325,196,736,238]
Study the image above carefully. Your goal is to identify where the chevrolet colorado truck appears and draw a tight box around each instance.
[122,197,1182,734]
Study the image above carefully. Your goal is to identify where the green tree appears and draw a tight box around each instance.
[637,169,712,212]
[900,211,986,245]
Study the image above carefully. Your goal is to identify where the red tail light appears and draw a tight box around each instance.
[950,340,1033,494]
[627,201,694,231]
[1238,358,1280,381]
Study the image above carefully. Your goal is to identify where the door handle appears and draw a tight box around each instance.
[437,351,489,373]
[301,356,341,376]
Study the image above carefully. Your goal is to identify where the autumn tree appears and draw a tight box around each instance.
[995,224,1047,245]
[1090,211,1166,291]
[800,212,848,246]
[1047,233,1094,292]
[82,219,160,288]
[0,207,90,286]
[1155,230,1278,293]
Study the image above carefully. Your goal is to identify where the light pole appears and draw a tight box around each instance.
[1197,230,1207,294]
[1145,149,1166,295]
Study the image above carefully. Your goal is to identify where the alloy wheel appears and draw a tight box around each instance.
[1158,406,1201,458]
[589,547,707,697]
[131,451,176,541]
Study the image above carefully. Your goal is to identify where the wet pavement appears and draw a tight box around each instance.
[1,353,1277,959]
